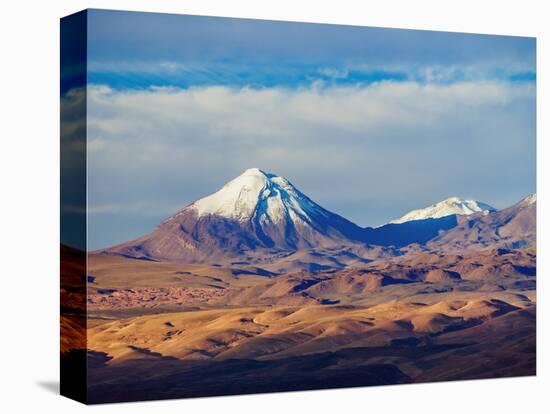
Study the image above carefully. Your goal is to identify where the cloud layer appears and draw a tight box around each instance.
[86,81,535,249]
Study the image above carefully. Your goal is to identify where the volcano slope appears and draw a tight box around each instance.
[85,244,536,403]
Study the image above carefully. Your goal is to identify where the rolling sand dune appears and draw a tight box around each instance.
[86,297,535,402]
[88,296,531,365]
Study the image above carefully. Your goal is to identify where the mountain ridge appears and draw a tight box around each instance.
[427,193,536,252]
[99,169,535,269]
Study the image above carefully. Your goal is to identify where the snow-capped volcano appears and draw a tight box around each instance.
[105,168,366,262]
[187,168,327,224]
[388,197,496,224]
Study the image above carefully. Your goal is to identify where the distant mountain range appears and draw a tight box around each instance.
[388,197,496,224]
[427,193,536,252]
[100,168,536,268]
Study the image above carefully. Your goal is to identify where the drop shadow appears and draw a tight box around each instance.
[37,380,60,395]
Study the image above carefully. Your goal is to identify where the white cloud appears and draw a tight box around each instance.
[88,81,532,135]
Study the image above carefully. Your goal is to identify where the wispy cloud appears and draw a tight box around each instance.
[88,60,536,90]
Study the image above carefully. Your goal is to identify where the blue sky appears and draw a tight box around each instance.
[82,9,536,250]
[87,9,535,88]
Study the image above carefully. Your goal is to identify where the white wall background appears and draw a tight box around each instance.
[0,0,547,412]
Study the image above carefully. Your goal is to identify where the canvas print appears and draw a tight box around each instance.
[60,9,536,404]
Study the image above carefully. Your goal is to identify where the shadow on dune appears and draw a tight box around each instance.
[87,347,413,404]
[86,340,486,404]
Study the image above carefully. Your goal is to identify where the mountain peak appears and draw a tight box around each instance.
[388,197,496,225]
[443,196,461,203]
[190,169,268,221]
[519,193,536,206]
[133,168,366,256]
[186,168,300,222]
[240,167,269,177]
